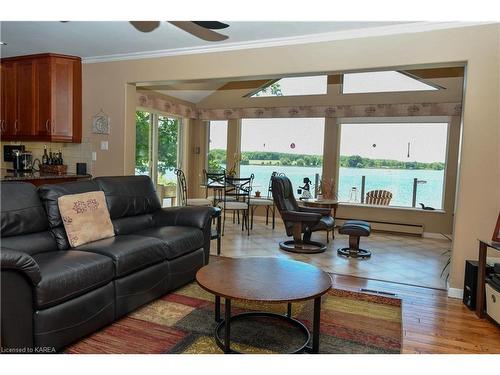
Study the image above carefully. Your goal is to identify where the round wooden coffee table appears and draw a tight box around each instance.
[196,257,332,354]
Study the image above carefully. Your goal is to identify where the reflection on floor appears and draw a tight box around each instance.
[211,217,450,289]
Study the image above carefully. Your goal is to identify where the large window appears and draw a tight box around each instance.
[338,122,448,209]
[240,118,324,196]
[135,111,182,206]
[207,120,228,172]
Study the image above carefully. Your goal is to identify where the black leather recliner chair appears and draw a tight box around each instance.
[0,176,215,352]
[271,176,334,253]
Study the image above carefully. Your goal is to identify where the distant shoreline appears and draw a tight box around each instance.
[209,149,445,171]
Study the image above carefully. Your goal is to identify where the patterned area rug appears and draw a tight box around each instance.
[65,281,402,354]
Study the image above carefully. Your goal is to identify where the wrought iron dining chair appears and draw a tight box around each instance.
[175,169,212,207]
[176,169,222,255]
[249,171,285,230]
[203,169,226,206]
[218,174,254,236]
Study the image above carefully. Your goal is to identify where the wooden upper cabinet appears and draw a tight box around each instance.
[1,61,18,137]
[16,59,36,137]
[34,57,52,137]
[0,53,82,143]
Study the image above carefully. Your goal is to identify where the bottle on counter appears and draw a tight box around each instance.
[48,150,53,165]
[42,145,48,165]
[58,150,63,165]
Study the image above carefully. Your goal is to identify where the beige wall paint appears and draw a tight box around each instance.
[82,24,500,290]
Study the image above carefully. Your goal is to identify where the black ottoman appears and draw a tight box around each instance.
[337,220,372,259]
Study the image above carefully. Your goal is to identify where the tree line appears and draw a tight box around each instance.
[208,149,444,171]
[339,155,444,170]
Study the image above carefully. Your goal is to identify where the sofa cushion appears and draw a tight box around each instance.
[32,250,114,309]
[94,176,161,219]
[38,180,100,228]
[338,220,371,237]
[111,214,154,235]
[75,235,167,277]
[1,231,58,256]
[58,191,115,247]
[1,182,49,236]
[135,226,204,260]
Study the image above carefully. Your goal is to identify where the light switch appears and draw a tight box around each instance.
[92,151,97,161]
[100,141,109,150]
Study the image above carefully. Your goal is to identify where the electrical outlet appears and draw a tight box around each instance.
[100,141,109,150]
[92,151,97,161]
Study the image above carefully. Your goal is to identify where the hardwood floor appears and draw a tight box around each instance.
[211,218,500,353]
[330,274,500,353]
[214,217,450,288]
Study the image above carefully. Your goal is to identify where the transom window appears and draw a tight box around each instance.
[251,75,328,97]
[342,71,438,94]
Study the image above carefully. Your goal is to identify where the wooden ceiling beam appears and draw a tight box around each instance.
[403,67,464,79]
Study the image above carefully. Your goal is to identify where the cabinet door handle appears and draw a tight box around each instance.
[14,120,19,133]
[0,120,4,133]
[45,119,50,133]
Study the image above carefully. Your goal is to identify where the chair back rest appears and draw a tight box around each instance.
[175,169,188,206]
[271,176,300,216]
[267,171,285,199]
[365,189,393,205]
[224,174,254,204]
[206,171,225,187]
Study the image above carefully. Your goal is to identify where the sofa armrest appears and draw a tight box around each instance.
[282,210,322,223]
[153,206,216,230]
[1,248,41,286]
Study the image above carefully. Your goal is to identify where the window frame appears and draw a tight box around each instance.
[135,108,184,189]
[206,119,229,173]
[336,116,451,211]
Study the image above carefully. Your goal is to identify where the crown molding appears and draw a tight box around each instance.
[83,22,489,64]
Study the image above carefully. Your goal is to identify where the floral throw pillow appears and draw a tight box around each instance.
[58,191,115,247]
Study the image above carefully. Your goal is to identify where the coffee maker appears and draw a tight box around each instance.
[12,149,33,172]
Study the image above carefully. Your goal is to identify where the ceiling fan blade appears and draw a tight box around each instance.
[130,21,161,33]
[192,21,229,30]
[169,21,228,42]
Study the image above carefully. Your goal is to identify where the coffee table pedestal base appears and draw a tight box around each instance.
[214,297,322,354]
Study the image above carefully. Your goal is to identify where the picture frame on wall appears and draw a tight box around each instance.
[492,212,500,243]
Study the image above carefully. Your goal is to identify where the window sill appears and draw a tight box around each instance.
[338,202,446,214]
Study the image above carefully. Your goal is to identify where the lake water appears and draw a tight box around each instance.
[239,164,445,209]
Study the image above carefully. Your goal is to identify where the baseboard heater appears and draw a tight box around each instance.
[336,217,424,236]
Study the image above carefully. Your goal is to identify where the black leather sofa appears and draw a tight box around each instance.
[1,175,215,353]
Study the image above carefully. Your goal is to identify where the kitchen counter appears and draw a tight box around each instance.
[1,169,92,186]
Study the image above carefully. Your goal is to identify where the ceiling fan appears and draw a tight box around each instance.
[129,21,229,42]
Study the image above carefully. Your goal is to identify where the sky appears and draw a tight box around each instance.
[210,118,325,156]
[340,123,448,162]
[210,120,448,163]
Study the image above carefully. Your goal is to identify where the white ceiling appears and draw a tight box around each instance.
[0,21,484,63]
[0,21,422,61]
